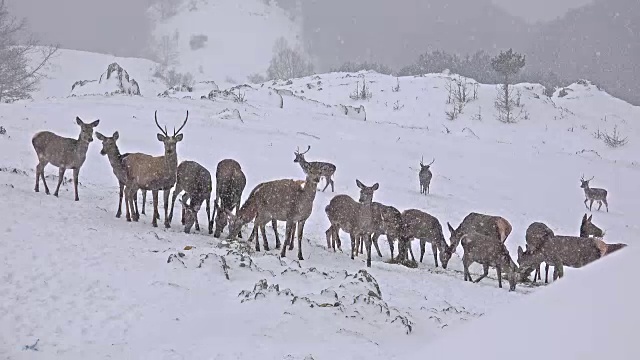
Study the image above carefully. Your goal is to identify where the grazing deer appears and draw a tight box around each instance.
[325,180,379,267]
[32,116,100,201]
[580,213,604,238]
[461,231,517,291]
[168,160,212,234]
[213,159,247,238]
[96,131,147,219]
[524,222,555,282]
[447,212,512,253]
[518,236,627,283]
[225,182,280,247]
[228,173,322,260]
[122,110,188,227]
[418,156,435,195]
[400,209,452,268]
[293,145,336,192]
[355,202,403,260]
[580,175,609,212]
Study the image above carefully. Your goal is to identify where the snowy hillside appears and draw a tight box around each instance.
[151,0,303,83]
[0,50,638,358]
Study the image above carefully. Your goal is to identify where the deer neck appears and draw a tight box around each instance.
[298,158,310,172]
[163,151,179,179]
[357,200,374,230]
[106,147,123,167]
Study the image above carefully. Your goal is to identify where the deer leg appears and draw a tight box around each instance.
[388,237,395,260]
[371,233,383,257]
[261,223,269,251]
[432,242,438,267]
[163,189,171,228]
[168,188,180,225]
[236,200,243,239]
[358,235,364,255]
[473,264,490,283]
[151,190,159,227]
[584,198,589,209]
[427,184,430,194]
[116,182,124,218]
[270,219,280,249]
[330,176,335,193]
[597,201,603,211]
[589,199,594,211]
[141,191,146,215]
[350,233,357,259]
[325,226,333,250]
[297,220,306,260]
[496,265,503,288]
[321,176,330,192]
[72,168,80,201]
[281,222,294,257]
[195,215,200,232]
[419,238,426,263]
[365,234,372,267]
[252,222,261,252]
[603,199,609,212]
[288,222,296,251]
[408,241,416,262]
[555,263,564,280]
[335,227,343,251]
[34,161,43,193]
[124,187,132,222]
[545,263,550,284]
[206,197,212,234]
[53,167,66,197]
[463,257,472,282]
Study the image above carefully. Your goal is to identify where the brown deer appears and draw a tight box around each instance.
[96,131,148,219]
[325,180,379,267]
[461,231,518,291]
[168,160,212,234]
[225,181,280,247]
[580,175,609,212]
[401,209,452,268]
[122,110,188,227]
[524,222,555,282]
[355,202,403,260]
[227,172,322,260]
[32,116,100,201]
[418,156,435,195]
[293,145,336,192]
[212,159,246,238]
[580,213,604,238]
[447,212,512,253]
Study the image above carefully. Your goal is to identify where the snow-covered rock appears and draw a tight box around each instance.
[70,62,141,97]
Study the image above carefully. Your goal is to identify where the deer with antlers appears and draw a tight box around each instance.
[293,145,336,192]
[122,110,188,227]
[580,175,609,212]
[419,156,435,195]
[32,116,100,201]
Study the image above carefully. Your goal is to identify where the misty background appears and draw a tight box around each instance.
[7,0,640,105]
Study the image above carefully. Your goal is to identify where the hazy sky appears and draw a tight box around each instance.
[492,0,593,22]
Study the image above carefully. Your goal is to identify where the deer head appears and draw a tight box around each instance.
[581,213,604,238]
[356,179,379,204]
[155,110,188,156]
[580,174,594,189]
[96,131,119,156]
[76,116,100,143]
[420,156,435,171]
[446,222,463,249]
[293,145,311,163]
[179,196,200,234]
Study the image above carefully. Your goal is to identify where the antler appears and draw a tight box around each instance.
[428,158,435,166]
[155,110,168,137]
[301,145,311,155]
[173,110,189,136]
[420,156,424,166]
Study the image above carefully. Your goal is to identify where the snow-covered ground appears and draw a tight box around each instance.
[0,50,638,359]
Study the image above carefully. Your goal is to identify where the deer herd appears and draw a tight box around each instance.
[30,111,627,292]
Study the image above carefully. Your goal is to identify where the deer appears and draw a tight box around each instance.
[212,159,246,238]
[227,172,322,260]
[168,160,212,234]
[293,145,336,192]
[325,180,380,267]
[95,131,148,219]
[524,222,556,282]
[224,181,281,247]
[447,212,512,253]
[400,209,452,268]
[355,202,404,260]
[461,231,518,291]
[580,175,609,212]
[122,110,188,228]
[580,213,604,238]
[32,116,100,201]
[418,156,435,195]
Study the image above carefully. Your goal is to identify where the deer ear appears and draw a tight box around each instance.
[582,213,588,222]
[518,246,524,257]
[112,131,119,140]
[356,179,364,189]
[175,133,184,142]
[76,116,83,125]
[90,120,100,127]
[588,215,593,222]
[372,183,379,191]
[95,132,105,141]
[447,222,455,234]
[157,133,166,142]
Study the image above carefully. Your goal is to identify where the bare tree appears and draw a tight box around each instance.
[155,32,180,70]
[0,0,58,102]
[491,49,525,124]
[152,0,183,20]
[266,37,314,80]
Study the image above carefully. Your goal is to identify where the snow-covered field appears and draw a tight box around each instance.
[0,50,638,359]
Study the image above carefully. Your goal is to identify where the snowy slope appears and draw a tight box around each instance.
[421,244,639,360]
[151,0,303,84]
[0,51,638,358]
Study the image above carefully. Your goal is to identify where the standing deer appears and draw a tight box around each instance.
[32,116,100,201]
[227,172,322,260]
[580,175,609,212]
[213,159,246,238]
[418,156,435,195]
[401,209,452,268]
[293,145,336,192]
[355,202,403,260]
[325,180,380,267]
[461,231,518,291]
[580,213,604,238]
[122,110,188,227]
[96,131,147,219]
[168,160,212,234]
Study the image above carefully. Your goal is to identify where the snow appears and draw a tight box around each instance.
[0,50,638,359]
